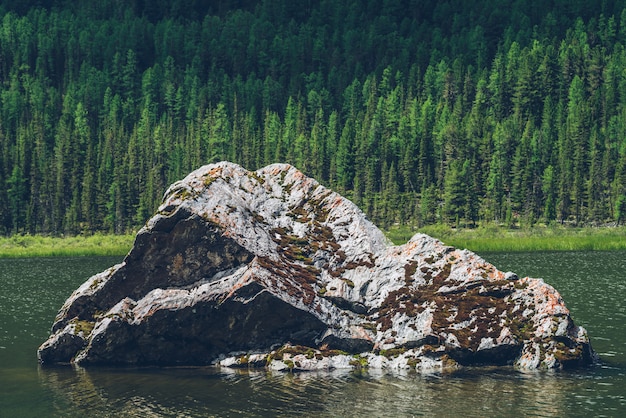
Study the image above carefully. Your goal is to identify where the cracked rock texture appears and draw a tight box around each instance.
[38,162,596,371]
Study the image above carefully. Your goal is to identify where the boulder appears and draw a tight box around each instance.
[38,162,597,371]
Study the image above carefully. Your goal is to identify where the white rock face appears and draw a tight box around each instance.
[38,162,596,371]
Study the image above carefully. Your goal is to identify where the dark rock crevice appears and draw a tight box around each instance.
[53,209,254,333]
[448,343,524,367]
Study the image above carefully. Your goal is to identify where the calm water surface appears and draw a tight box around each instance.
[0,253,625,417]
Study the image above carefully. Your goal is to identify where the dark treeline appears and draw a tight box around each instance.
[2,0,626,235]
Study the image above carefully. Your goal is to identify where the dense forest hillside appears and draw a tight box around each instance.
[1,0,626,234]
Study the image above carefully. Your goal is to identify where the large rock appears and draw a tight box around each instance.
[38,162,596,371]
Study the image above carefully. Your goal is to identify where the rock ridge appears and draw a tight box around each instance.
[38,162,597,372]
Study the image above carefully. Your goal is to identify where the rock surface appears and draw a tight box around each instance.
[38,162,596,371]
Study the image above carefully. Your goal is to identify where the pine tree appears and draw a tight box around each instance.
[443,159,466,226]
[616,195,626,226]
[420,181,438,226]
[542,165,557,223]
[566,75,589,224]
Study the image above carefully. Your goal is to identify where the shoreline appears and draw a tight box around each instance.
[1,225,625,257]
[386,224,626,252]
[0,234,135,258]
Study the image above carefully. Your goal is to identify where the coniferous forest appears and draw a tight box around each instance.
[2,0,626,235]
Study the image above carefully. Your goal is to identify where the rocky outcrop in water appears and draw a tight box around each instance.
[38,162,596,371]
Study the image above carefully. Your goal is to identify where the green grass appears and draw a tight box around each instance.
[385,224,626,252]
[1,223,624,258]
[0,233,135,258]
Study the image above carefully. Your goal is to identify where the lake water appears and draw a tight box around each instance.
[1,252,625,417]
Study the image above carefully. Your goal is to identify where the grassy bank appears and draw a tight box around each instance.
[0,234,135,258]
[1,224,624,257]
[385,224,626,252]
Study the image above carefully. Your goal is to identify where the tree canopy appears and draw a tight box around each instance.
[2,0,626,234]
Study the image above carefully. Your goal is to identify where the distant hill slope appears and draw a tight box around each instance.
[1,0,626,234]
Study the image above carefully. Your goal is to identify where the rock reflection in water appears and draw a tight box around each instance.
[39,365,584,417]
